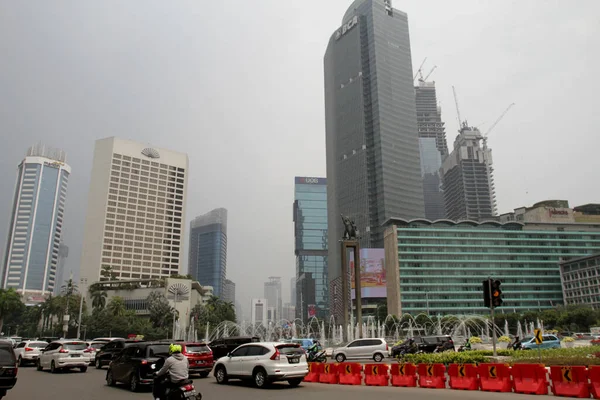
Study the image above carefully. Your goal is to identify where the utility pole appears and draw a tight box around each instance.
[76,278,87,339]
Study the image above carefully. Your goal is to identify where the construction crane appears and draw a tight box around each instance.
[421,65,437,82]
[482,103,516,149]
[413,57,427,81]
[452,86,464,132]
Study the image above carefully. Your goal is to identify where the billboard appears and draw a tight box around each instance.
[307,304,317,318]
[351,248,386,299]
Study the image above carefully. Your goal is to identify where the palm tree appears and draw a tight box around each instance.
[0,288,22,333]
[91,290,107,310]
[107,297,126,317]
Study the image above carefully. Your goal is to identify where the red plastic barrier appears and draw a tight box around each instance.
[364,363,390,386]
[338,362,363,385]
[589,365,600,399]
[550,365,590,398]
[304,362,324,383]
[319,363,340,384]
[390,363,417,387]
[512,363,548,395]
[417,363,446,389]
[478,363,513,392]
[448,363,479,391]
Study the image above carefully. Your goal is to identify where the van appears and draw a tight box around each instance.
[332,338,388,362]
[208,336,260,360]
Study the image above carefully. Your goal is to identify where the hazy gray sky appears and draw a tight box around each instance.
[1,1,599,318]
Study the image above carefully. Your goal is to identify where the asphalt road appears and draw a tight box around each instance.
[10,365,550,400]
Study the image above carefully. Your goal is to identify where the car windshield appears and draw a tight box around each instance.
[276,344,304,355]
[90,343,106,349]
[63,342,87,350]
[147,344,170,357]
[522,336,534,342]
[185,345,210,354]
[28,342,48,348]
[0,347,15,365]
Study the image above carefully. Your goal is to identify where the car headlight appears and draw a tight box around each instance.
[151,364,156,370]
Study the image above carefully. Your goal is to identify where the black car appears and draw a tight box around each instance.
[94,339,145,369]
[391,335,455,357]
[208,336,260,360]
[0,341,17,399]
[106,342,171,392]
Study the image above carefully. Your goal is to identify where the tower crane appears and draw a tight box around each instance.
[413,57,427,82]
[452,86,464,132]
[421,65,437,82]
[482,103,516,149]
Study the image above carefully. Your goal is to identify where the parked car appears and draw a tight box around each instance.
[521,334,561,350]
[0,340,18,399]
[13,340,48,366]
[181,342,213,378]
[37,340,90,373]
[290,338,316,351]
[390,335,455,357]
[94,339,144,369]
[209,336,260,360]
[87,340,108,365]
[214,342,307,388]
[332,338,388,362]
[106,342,171,392]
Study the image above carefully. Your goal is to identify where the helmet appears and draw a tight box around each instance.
[169,343,182,354]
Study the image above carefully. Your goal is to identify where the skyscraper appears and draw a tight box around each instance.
[1,144,70,298]
[324,0,424,319]
[264,277,282,322]
[293,177,328,320]
[189,208,227,297]
[251,298,267,326]
[79,137,188,285]
[416,81,448,220]
[441,125,496,220]
[290,277,296,306]
[54,243,69,295]
[223,278,235,304]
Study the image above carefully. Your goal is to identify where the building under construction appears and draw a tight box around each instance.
[441,123,497,220]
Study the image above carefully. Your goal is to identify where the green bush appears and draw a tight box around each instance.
[469,337,483,344]
[509,346,600,366]
[402,349,512,365]
[498,336,511,342]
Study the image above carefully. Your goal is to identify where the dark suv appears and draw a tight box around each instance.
[106,341,172,392]
[0,340,17,399]
[391,335,455,357]
[94,339,145,369]
[208,336,260,360]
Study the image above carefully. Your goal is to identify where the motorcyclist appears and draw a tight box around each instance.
[462,338,472,351]
[153,343,189,400]
[307,340,322,360]
[509,336,522,351]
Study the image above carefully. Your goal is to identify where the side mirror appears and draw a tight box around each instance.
[227,352,232,358]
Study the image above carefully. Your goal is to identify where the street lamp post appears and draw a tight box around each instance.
[76,278,88,339]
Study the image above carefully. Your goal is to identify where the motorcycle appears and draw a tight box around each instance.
[153,376,202,400]
[307,349,327,363]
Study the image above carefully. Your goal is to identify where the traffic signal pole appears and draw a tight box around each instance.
[489,279,497,357]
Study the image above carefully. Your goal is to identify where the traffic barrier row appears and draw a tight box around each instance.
[303,362,600,398]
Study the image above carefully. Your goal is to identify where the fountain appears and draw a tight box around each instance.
[504,320,509,337]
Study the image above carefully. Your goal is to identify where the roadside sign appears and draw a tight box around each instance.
[534,329,543,345]
[561,366,572,383]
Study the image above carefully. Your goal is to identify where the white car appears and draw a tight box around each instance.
[14,340,48,366]
[37,340,91,373]
[214,342,308,388]
[87,340,109,365]
[332,338,389,362]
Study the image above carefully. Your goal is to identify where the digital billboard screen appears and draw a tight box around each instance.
[351,248,386,299]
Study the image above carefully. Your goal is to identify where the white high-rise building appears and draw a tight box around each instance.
[1,144,70,300]
[80,137,188,285]
[264,277,282,323]
[251,298,268,326]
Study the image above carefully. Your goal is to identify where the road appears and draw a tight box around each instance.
[10,365,549,400]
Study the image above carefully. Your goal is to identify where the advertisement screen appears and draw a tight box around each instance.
[307,304,317,318]
[351,248,386,299]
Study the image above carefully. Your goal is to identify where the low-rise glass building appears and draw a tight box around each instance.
[384,218,600,315]
[560,253,600,308]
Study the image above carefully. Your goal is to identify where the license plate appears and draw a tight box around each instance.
[288,357,299,364]
[71,354,80,357]
[183,390,197,398]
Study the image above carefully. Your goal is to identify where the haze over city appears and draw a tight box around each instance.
[1,0,599,314]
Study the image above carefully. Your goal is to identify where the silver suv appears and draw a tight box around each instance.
[333,338,389,362]
[37,340,90,373]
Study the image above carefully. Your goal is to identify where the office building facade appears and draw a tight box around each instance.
[2,144,70,297]
[223,278,235,304]
[384,218,600,315]
[189,208,227,297]
[324,0,424,321]
[415,81,448,158]
[251,298,268,326]
[293,176,328,320]
[54,243,69,295]
[264,277,282,323]
[560,254,600,308]
[79,137,188,285]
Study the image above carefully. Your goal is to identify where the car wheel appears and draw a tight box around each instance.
[50,360,58,374]
[288,378,303,387]
[106,369,116,386]
[80,366,88,373]
[36,359,43,371]
[17,356,23,367]
[335,354,346,363]
[199,371,209,378]
[130,373,140,392]
[253,368,269,388]
[373,353,384,362]
[215,366,228,384]
[95,358,102,369]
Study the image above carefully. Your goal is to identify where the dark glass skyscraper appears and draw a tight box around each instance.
[189,208,227,297]
[293,177,328,321]
[324,0,424,319]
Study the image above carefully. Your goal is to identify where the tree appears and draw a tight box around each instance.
[0,288,23,334]
[60,278,78,297]
[147,291,175,329]
[91,290,107,310]
[107,297,126,317]
[100,265,118,281]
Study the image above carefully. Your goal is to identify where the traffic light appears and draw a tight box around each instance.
[482,279,491,308]
[491,280,503,308]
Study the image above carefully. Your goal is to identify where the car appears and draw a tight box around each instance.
[0,340,18,399]
[521,334,561,350]
[290,338,317,351]
[36,340,91,373]
[106,341,172,392]
[209,336,260,360]
[332,338,388,362]
[87,340,109,365]
[181,342,213,378]
[13,340,48,366]
[390,335,455,357]
[94,339,144,369]
[214,342,307,388]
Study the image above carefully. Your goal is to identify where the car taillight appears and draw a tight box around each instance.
[141,360,148,365]
[182,384,194,391]
[83,348,92,353]
[25,347,33,352]
[386,343,389,351]
[59,349,68,353]
[270,349,281,361]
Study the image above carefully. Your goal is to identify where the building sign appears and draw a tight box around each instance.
[335,15,358,41]
[549,208,569,217]
[44,161,64,169]
[295,177,327,185]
